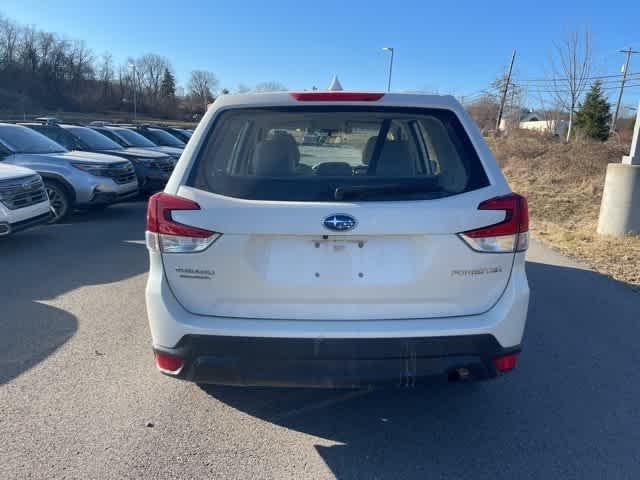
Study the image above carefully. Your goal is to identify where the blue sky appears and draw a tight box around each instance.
[2,0,640,110]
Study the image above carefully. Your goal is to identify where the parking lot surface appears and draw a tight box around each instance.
[1,201,640,479]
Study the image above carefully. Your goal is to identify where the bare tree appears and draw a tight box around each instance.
[188,70,219,112]
[490,76,526,132]
[136,53,171,106]
[549,30,592,141]
[253,81,287,92]
[0,15,20,67]
[465,94,500,133]
[534,91,565,136]
[98,53,114,102]
[236,83,251,94]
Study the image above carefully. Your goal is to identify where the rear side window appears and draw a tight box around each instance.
[188,107,488,202]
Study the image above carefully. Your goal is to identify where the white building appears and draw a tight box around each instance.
[499,111,569,137]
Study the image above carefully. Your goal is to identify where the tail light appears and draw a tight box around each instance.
[289,92,385,101]
[494,352,519,372]
[459,193,529,253]
[146,192,220,253]
[154,351,184,374]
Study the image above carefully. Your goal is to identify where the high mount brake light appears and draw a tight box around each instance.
[146,192,220,253]
[459,193,529,253]
[289,92,385,102]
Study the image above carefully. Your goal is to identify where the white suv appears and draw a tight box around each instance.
[145,92,530,387]
[0,163,52,237]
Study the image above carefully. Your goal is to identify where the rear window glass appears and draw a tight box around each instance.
[112,128,157,148]
[188,107,488,202]
[66,126,123,151]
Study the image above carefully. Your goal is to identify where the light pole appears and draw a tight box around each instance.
[128,62,137,123]
[382,47,394,92]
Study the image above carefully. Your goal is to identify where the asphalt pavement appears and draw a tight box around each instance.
[1,200,639,479]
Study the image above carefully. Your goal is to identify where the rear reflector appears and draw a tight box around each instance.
[494,352,519,372]
[154,351,184,374]
[459,193,529,253]
[146,192,220,253]
[289,92,385,102]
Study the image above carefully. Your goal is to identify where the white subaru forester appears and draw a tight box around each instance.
[145,91,529,387]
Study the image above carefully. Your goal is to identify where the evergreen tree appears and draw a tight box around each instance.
[574,81,611,141]
[160,68,176,100]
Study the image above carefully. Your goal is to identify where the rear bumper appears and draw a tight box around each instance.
[146,251,530,387]
[155,334,520,387]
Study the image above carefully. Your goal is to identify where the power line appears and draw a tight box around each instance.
[517,72,640,83]
[612,48,640,133]
[517,75,640,88]
[521,82,640,95]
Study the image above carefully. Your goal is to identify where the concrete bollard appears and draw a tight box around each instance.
[597,164,640,235]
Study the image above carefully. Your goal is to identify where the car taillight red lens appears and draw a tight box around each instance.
[154,351,184,374]
[494,352,519,372]
[459,193,529,253]
[146,192,220,253]
[289,92,385,102]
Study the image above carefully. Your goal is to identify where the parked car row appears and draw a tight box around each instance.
[0,119,193,236]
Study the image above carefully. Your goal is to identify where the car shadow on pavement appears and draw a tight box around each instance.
[200,260,640,479]
[0,202,148,385]
[0,301,77,385]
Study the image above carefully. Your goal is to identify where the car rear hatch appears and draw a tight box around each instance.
[149,96,528,320]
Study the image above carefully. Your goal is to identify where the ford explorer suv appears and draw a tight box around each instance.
[0,124,138,221]
[145,91,530,387]
[0,163,52,237]
[90,125,183,161]
[24,123,175,193]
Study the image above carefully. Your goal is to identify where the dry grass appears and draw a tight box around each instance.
[488,131,640,289]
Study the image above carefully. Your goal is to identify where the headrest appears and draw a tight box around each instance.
[375,141,414,177]
[253,137,295,176]
[314,162,353,176]
[361,136,378,165]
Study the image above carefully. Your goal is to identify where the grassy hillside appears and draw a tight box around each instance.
[488,131,639,289]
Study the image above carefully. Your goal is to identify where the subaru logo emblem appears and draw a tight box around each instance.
[323,214,357,232]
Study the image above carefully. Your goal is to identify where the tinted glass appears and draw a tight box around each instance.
[147,128,185,147]
[110,128,157,148]
[65,126,123,151]
[188,107,488,202]
[0,124,67,154]
[92,128,125,146]
[26,125,80,150]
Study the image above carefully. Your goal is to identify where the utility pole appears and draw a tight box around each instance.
[128,62,137,123]
[598,101,640,236]
[611,48,639,133]
[382,47,394,92]
[495,49,516,132]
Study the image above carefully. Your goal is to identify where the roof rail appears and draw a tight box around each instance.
[34,117,61,125]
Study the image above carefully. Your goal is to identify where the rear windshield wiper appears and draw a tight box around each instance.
[334,181,442,200]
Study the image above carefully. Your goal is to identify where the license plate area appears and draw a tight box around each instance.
[266,236,415,284]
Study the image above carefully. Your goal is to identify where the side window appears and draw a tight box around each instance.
[193,117,250,187]
[49,129,70,148]
[0,142,10,158]
[99,130,118,143]
[418,117,468,192]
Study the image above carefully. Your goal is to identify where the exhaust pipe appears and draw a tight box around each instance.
[0,223,11,237]
[448,367,472,382]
